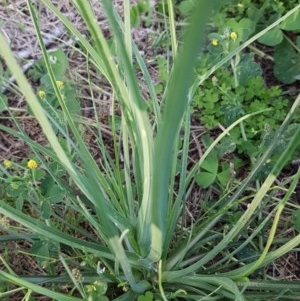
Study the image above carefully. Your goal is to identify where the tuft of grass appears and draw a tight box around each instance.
[0,1,300,300]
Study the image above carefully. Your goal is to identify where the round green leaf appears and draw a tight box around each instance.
[236,54,262,85]
[281,10,300,31]
[138,291,153,301]
[238,18,254,41]
[274,39,300,84]
[217,166,231,187]
[45,183,66,203]
[196,171,216,188]
[258,27,283,46]
[41,200,52,219]
[33,169,46,181]
[200,153,219,174]
[178,0,195,16]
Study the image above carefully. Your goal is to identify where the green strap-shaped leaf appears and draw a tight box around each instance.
[148,0,214,261]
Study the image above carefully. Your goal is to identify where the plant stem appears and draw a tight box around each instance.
[230,56,247,141]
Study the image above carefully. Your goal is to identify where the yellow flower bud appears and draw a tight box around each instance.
[230,32,238,41]
[27,159,38,169]
[56,81,64,88]
[38,90,46,99]
[211,39,219,46]
[3,160,12,168]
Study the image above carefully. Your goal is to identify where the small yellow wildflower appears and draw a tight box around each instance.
[27,159,38,169]
[38,90,46,99]
[56,81,64,88]
[230,32,238,41]
[211,39,219,46]
[3,160,12,168]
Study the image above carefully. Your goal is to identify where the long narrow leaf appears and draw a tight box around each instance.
[149,0,214,262]
[0,271,82,301]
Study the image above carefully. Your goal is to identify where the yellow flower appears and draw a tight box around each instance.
[3,160,12,168]
[56,81,64,88]
[211,39,219,46]
[230,32,238,41]
[27,159,38,169]
[38,90,46,99]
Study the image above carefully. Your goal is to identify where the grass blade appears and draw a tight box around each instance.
[149,1,214,261]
